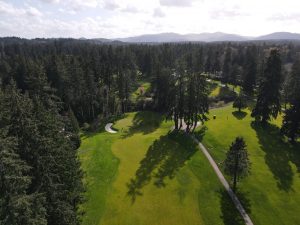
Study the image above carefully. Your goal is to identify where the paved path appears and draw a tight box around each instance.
[105,123,117,133]
[171,120,202,131]
[192,137,254,225]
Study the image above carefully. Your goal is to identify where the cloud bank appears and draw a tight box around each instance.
[0,0,299,38]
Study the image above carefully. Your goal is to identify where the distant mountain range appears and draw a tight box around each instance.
[109,32,300,43]
[2,32,300,44]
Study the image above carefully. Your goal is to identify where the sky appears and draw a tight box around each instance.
[0,0,300,39]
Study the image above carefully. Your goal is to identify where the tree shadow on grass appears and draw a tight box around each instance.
[193,126,208,142]
[126,132,198,203]
[232,111,247,120]
[251,121,300,192]
[220,189,251,225]
[121,111,164,138]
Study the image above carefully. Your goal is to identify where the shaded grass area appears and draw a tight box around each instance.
[79,111,242,225]
[127,132,198,203]
[232,111,248,120]
[121,111,164,138]
[202,105,300,225]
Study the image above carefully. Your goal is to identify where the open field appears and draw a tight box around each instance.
[202,105,300,225]
[79,111,242,225]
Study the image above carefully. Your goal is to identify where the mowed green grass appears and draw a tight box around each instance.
[208,80,240,96]
[202,105,300,225]
[79,111,243,225]
[130,82,151,102]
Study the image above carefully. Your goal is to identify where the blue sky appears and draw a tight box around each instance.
[0,0,300,38]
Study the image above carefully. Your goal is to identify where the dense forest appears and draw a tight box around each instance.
[1,37,300,225]
[1,38,300,123]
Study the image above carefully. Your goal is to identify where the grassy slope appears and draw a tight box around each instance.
[209,80,240,96]
[209,86,221,97]
[79,111,242,225]
[130,82,151,103]
[202,105,300,225]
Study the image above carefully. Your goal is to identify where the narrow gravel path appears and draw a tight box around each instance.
[192,137,254,225]
[105,123,117,133]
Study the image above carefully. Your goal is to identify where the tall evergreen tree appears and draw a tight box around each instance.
[224,137,250,192]
[0,85,47,225]
[222,47,232,83]
[0,135,47,225]
[0,81,84,225]
[233,93,247,112]
[281,59,300,142]
[251,49,282,123]
[242,47,257,95]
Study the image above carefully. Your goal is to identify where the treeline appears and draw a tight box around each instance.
[1,38,300,124]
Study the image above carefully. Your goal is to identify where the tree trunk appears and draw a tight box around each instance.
[192,117,197,133]
[186,122,190,133]
[233,171,237,192]
[233,150,239,193]
[179,118,183,130]
[92,104,95,119]
[174,114,178,130]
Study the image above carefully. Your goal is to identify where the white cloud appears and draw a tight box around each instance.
[103,0,119,10]
[39,0,60,3]
[70,0,98,10]
[121,5,139,13]
[26,6,43,17]
[269,13,300,21]
[1,0,300,38]
[0,2,42,17]
[153,8,165,18]
[0,1,21,15]
[159,0,195,7]
[38,0,99,10]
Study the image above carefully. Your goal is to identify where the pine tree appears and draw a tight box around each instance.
[224,137,250,192]
[242,47,257,95]
[0,135,47,225]
[222,47,232,83]
[1,81,84,225]
[251,49,282,123]
[233,93,247,112]
[0,86,47,225]
[281,59,300,143]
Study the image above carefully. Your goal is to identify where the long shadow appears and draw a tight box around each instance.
[251,122,300,191]
[122,111,164,138]
[127,132,198,203]
[220,189,251,225]
[232,111,247,120]
[193,126,208,142]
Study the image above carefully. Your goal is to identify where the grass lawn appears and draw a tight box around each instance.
[130,82,151,103]
[209,86,221,97]
[209,80,240,96]
[202,105,300,225]
[79,111,242,225]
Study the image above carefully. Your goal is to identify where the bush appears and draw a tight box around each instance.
[82,122,90,131]
[217,86,237,103]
